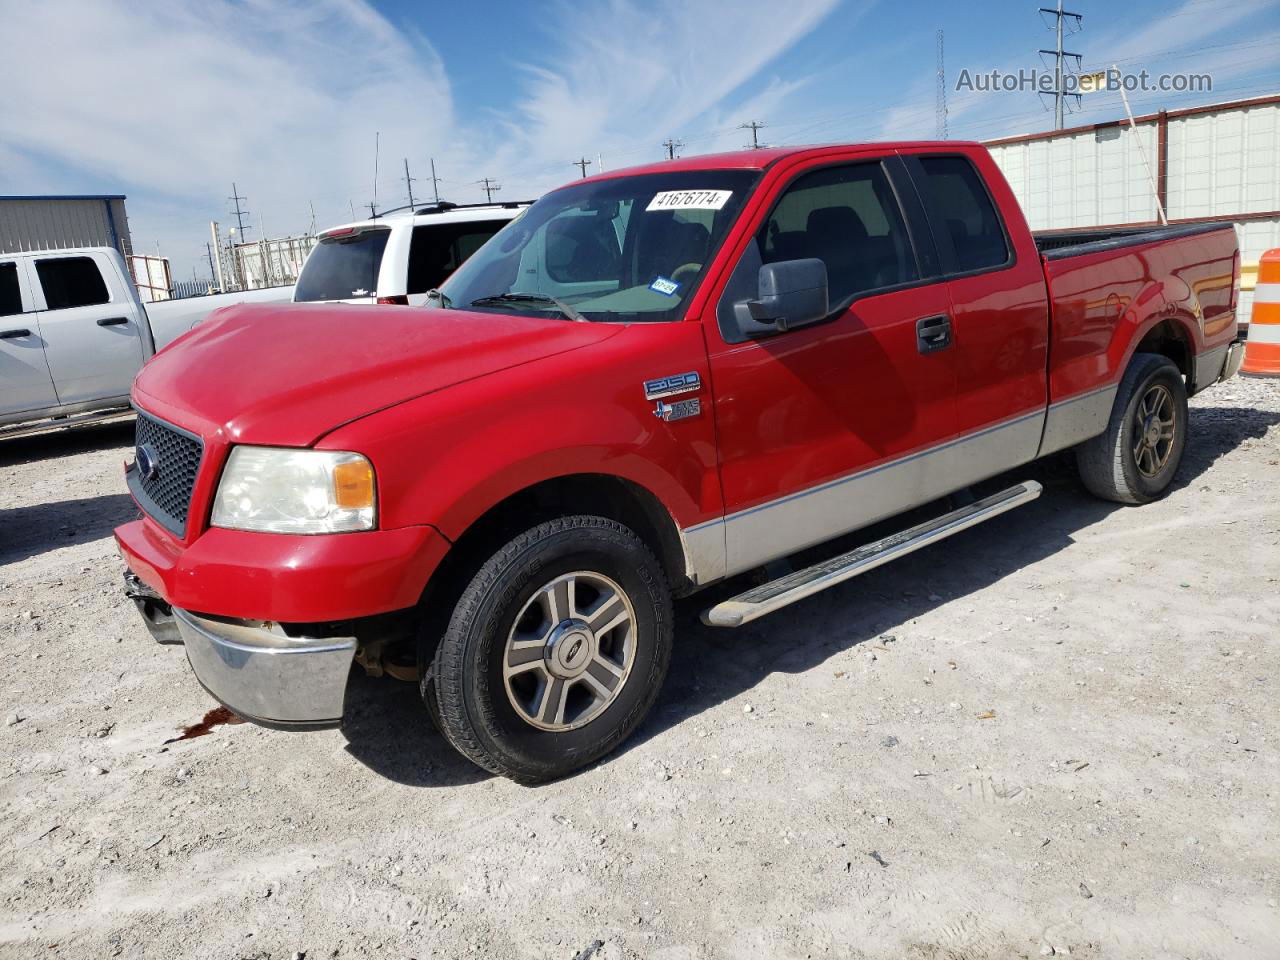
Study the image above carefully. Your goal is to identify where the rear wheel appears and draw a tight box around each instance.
[1076,353,1188,504]
[424,515,673,783]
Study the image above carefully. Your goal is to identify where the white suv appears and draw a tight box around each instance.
[293,201,530,306]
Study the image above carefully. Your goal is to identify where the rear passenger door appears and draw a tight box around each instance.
[0,255,59,417]
[32,252,145,406]
[902,152,1050,469]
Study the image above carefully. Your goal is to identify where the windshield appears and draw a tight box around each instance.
[438,171,758,323]
[294,228,389,301]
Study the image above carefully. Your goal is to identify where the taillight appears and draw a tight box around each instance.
[377,295,409,305]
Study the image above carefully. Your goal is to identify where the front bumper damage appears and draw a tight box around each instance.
[173,609,356,729]
[124,570,356,729]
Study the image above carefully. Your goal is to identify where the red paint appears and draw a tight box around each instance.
[115,142,1239,626]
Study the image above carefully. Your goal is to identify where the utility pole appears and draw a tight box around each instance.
[935,30,948,140]
[228,183,250,238]
[572,157,592,178]
[205,242,216,282]
[477,178,501,203]
[739,121,766,149]
[428,158,441,203]
[308,201,317,236]
[1039,0,1082,129]
[662,138,683,160]
[404,158,416,209]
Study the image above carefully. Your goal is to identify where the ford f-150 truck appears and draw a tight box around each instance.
[115,142,1245,783]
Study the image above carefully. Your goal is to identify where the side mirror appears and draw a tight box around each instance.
[734,258,829,334]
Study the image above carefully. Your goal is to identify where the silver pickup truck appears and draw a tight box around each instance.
[0,246,291,439]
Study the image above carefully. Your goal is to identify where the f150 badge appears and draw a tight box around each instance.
[643,372,702,421]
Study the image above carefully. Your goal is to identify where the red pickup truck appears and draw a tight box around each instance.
[116,142,1244,782]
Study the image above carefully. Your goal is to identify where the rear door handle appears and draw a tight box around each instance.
[0,328,32,339]
[916,314,952,354]
[97,316,129,327]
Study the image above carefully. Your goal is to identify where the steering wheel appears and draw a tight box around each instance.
[670,262,702,286]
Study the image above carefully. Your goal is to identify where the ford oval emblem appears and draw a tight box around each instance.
[136,443,160,482]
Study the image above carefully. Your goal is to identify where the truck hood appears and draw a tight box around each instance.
[133,303,622,446]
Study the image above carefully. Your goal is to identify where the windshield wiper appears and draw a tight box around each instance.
[468,293,587,323]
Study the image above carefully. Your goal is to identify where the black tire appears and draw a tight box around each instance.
[1076,353,1188,504]
[424,515,673,783]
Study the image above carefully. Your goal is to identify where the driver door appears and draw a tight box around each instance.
[704,155,960,577]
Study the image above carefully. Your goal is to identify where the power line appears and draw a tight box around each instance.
[572,156,592,178]
[1038,0,1083,129]
[477,177,501,202]
[739,120,766,149]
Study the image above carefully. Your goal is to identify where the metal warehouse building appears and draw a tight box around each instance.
[0,194,133,257]
[985,93,1280,324]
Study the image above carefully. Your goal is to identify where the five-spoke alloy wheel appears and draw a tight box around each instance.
[425,515,673,783]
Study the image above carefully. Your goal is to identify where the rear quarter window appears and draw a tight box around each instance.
[912,155,1011,274]
[35,257,110,310]
[294,229,391,301]
[406,219,511,294]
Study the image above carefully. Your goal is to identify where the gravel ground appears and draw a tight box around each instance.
[1,377,1277,960]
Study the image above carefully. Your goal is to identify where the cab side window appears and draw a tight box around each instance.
[760,162,918,307]
[911,155,1011,274]
[35,257,110,310]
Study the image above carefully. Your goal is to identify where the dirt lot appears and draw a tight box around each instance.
[1,378,1277,960]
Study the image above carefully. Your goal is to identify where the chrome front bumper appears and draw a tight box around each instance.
[172,608,356,729]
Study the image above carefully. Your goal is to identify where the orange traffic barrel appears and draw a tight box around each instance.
[1242,248,1280,377]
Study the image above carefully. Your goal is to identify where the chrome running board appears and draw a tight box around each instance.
[701,480,1043,628]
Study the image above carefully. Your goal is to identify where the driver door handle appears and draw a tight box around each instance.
[916,314,952,354]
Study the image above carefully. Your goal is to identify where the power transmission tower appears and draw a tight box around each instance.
[1039,0,1082,129]
[477,178,501,203]
[404,158,416,209]
[227,183,250,238]
[573,157,592,178]
[936,30,948,140]
[308,201,317,236]
[662,138,683,160]
[739,121,766,149]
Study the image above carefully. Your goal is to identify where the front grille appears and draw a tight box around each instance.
[128,411,204,537]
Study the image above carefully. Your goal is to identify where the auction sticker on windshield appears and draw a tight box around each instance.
[646,190,733,211]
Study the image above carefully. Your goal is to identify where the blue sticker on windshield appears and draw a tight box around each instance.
[649,276,680,297]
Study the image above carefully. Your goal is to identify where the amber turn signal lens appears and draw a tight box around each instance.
[332,459,375,509]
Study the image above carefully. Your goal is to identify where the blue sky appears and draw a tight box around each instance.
[2,0,1277,276]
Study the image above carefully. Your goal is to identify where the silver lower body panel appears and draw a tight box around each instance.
[173,607,356,728]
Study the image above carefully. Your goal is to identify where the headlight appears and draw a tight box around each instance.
[211,447,376,534]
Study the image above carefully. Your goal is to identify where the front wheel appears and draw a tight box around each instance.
[425,516,673,783]
[1076,353,1188,504]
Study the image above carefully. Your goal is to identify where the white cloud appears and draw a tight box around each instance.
[0,0,843,272]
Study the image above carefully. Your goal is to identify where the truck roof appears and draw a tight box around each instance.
[582,141,984,183]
